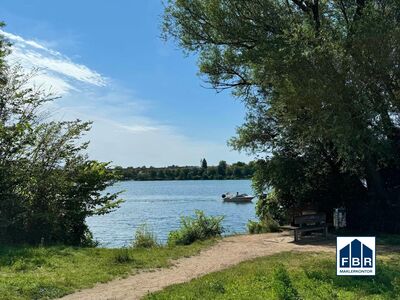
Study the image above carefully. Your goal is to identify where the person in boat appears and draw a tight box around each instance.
[236,192,239,196]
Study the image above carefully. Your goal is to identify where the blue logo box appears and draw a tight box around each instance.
[336,237,376,276]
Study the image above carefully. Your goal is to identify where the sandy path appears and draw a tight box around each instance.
[60,232,336,300]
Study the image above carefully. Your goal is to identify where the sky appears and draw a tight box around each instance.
[0,0,250,167]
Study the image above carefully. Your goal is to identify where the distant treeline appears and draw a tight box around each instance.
[113,160,255,181]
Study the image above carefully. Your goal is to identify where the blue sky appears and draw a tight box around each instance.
[0,0,250,167]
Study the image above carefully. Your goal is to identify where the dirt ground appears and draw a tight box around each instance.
[60,232,336,300]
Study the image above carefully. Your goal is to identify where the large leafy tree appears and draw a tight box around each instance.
[164,0,400,231]
[0,26,122,245]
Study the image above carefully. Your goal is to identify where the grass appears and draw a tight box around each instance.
[146,250,400,299]
[0,240,214,300]
[333,229,400,246]
[377,234,400,246]
[132,224,159,248]
[3,233,399,300]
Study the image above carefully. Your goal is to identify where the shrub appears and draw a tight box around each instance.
[248,216,280,234]
[132,224,158,248]
[248,220,264,234]
[256,190,288,225]
[0,49,123,245]
[168,210,224,246]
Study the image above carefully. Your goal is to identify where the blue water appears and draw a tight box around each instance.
[87,180,256,247]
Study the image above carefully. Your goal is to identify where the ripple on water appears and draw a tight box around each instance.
[87,180,257,247]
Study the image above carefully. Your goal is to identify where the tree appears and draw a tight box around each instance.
[113,162,255,180]
[149,168,157,180]
[164,1,400,232]
[217,160,227,176]
[233,167,242,178]
[201,158,208,169]
[157,169,166,179]
[207,167,217,179]
[0,28,121,245]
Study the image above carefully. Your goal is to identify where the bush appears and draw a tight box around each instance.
[168,210,224,246]
[72,229,99,248]
[247,189,286,235]
[0,52,122,245]
[256,190,288,225]
[248,216,280,234]
[248,220,264,234]
[132,224,158,248]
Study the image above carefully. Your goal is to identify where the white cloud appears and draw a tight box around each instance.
[1,30,106,94]
[84,116,245,167]
[1,30,250,166]
[0,30,51,52]
[57,98,247,167]
[29,72,76,94]
[117,124,160,133]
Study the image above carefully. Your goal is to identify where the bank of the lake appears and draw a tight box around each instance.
[87,180,256,247]
[0,241,214,300]
[3,234,400,300]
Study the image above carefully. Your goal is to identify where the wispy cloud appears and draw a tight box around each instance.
[1,30,106,94]
[0,30,52,52]
[1,30,248,166]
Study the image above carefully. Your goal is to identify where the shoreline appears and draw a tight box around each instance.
[116,178,253,182]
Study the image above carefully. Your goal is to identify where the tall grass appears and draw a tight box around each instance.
[247,216,280,234]
[132,224,159,248]
[168,210,224,246]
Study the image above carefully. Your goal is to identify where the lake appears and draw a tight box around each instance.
[87,180,256,247]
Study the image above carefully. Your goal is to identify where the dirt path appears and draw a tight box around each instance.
[61,232,336,300]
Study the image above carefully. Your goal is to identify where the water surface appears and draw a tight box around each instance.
[87,180,256,247]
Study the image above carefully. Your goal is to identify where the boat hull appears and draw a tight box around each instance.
[223,196,254,203]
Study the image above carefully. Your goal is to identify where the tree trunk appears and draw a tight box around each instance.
[365,158,389,231]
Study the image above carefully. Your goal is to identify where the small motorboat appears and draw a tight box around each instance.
[221,192,254,203]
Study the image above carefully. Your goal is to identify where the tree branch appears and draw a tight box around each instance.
[354,0,366,21]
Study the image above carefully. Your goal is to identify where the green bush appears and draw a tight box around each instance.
[255,189,289,225]
[0,43,122,246]
[248,216,280,234]
[132,224,159,248]
[168,210,224,245]
[247,220,264,234]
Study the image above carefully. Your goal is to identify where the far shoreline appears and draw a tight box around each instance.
[117,178,252,182]
[112,161,255,181]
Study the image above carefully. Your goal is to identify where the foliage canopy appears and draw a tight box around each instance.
[0,26,121,245]
[164,0,400,231]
